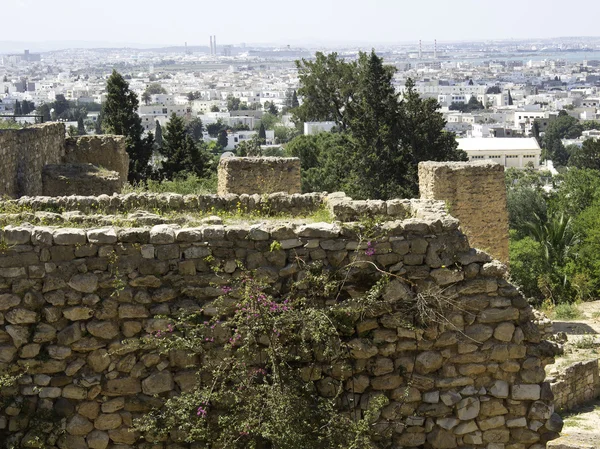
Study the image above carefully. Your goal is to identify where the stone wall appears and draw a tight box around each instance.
[548,359,600,411]
[217,157,301,195]
[42,164,122,197]
[64,136,129,185]
[0,125,129,199]
[0,203,562,448]
[419,161,510,264]
[0,123,66,197]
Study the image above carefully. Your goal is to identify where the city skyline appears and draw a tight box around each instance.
[4,0,600,51]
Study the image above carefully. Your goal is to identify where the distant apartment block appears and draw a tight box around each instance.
[457,137,542,169]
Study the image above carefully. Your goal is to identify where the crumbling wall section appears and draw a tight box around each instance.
[0,210,561,448]
[548,359,600,411]
[64,136,129,185]
[419,161,510,264]
[217,157,301,195]
[0,123,66,197]
[42,164,122,197]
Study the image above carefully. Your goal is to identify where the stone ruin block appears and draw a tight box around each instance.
[217,157,301,195]
[42,163,121,196]
[419,161,510,264]
[64,135,129,185]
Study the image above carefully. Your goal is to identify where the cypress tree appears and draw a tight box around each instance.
[258,123,266,143]
[102,70,153,181]
[14,100,22,115]
[155,121,163,148]
[77,116,86,135]
[217,129,228,149]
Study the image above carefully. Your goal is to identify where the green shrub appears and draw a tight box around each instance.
[553,303,582,320]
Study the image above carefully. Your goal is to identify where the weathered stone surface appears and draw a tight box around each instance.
[69,273,99,293]
[94,413,122,430]
[348,339,379,359]
[142,371,174,395]
[87,228,118,244]
[88,349,111,373]
[5,308,38,324]
[54,228,87,245]
[415,351,444,374]
[103,378,141,396]
[427,427,457,448]
[87,321,120,339]
[490,380,509,398]
[512,384,541,401]
[456,397,480,421]
[0,293,21,310]
[149,225,176,244]
[67,414,94,436]
[64,306,95,321]
[218,157,301,195]
[87,429,110,449]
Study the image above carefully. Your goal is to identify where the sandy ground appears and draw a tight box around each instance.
[547,302,600,448]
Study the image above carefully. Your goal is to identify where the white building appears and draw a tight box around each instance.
[457,137,542,169]
[304,121,336,135]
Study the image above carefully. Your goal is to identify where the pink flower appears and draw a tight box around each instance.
[365,241,376,257]
[197,406,207,417]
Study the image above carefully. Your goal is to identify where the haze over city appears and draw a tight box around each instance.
[3,0,600,51]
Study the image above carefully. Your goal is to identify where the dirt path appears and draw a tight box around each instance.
[547,302,600,448]
[548,400,600,449]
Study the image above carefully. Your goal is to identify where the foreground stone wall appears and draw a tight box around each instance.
[64,136,129,185]
[0,206,561,448]
[419,161,510,264]
[217,157,301,195]
[0,123,66,197]
[548,359,600,411]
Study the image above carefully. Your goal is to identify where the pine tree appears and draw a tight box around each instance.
[160,113,210,179]
[77,117,86,135]
[102,70,153,181]
[258,123,266,143]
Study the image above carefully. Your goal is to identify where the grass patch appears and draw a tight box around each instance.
[572,335,599,350]
[553,303,583,321]
[122,173,217,195]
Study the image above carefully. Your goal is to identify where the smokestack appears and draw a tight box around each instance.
[209,36,213,55]
[419,40,422,59]
[434,39,437,59]
[214,35,217,56]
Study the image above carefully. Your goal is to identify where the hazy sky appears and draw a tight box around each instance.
[5,0,600,47]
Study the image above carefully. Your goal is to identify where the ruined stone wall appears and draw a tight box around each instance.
[0,203,562,448]
[0,123,66,198]
[64,136,129,185]
[419,161,510,264]
[217,157,301,195]
[548,359,600,411]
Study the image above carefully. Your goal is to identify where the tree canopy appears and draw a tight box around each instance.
[289,51,466,199]
[160,113,211,179]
